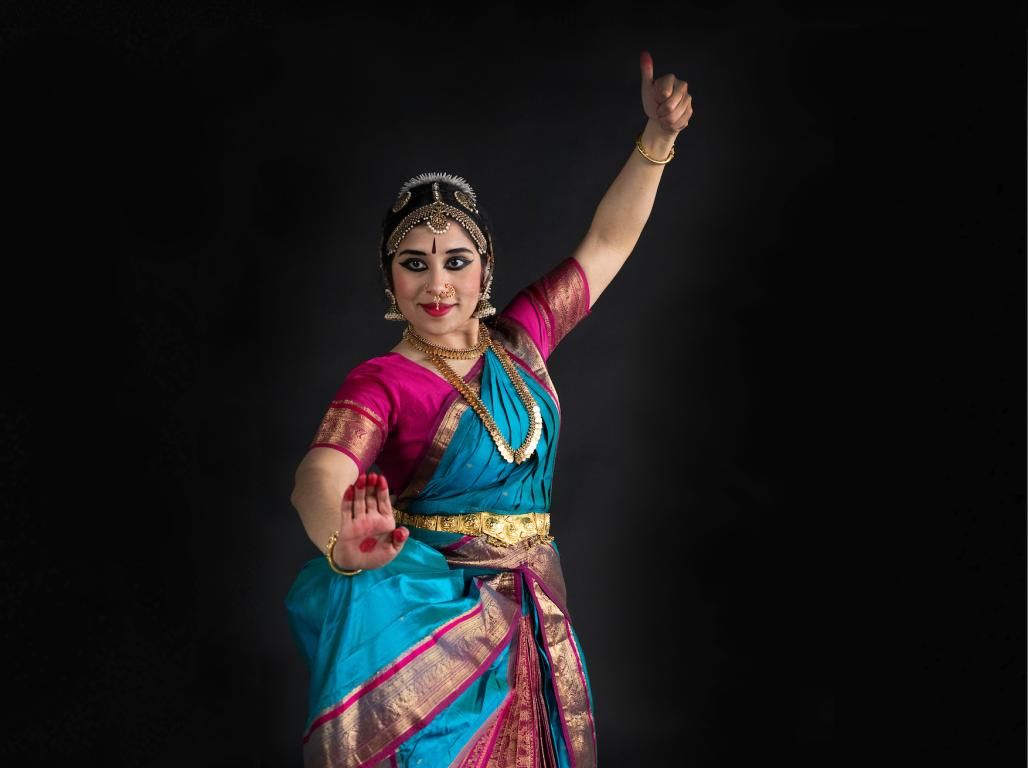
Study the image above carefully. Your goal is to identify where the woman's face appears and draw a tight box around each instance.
[390,222,484,340]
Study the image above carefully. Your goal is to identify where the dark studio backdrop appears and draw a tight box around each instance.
[2,2,1024,765]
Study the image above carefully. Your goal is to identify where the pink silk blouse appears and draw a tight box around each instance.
[308,255,592,494]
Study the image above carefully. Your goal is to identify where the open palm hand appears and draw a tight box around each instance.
[330,472,410,571]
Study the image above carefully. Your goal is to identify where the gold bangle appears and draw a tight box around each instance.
[325,530,362,575]
[634,132,675,164]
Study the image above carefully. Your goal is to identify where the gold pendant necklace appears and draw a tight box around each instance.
[402,322,542,464]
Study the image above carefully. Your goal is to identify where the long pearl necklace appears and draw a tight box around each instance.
[402,322,542,464]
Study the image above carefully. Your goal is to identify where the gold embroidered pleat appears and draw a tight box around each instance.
[451,613,559,768]
[440,536,595,768]
[485,613,558,767]
[310,399,387,469]
[531,581,597,768]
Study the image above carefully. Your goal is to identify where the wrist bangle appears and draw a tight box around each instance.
[326,530,362,575]
[634,132,675,164]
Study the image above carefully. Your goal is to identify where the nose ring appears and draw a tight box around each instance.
[430,283,456,310]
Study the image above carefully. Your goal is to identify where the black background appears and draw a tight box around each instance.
[2,2,1024,765]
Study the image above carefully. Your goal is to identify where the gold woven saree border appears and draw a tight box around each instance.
[441,535,569,617]
[489,315,560,414]
[302,572,520,768]
[449,689,513,768]
[310,398,387,470]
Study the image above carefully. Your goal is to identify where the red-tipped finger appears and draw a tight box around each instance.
[342,484,355,518]
[375,479,391,515]
[353,475,367,517]
[640,50,653,84]
[392,527,409,546]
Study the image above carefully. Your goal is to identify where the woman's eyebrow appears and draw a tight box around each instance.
[396,247,475,257]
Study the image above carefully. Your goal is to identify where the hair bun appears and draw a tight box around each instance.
[397,171,478,206]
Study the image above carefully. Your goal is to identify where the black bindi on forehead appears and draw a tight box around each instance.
[432,238,436,254]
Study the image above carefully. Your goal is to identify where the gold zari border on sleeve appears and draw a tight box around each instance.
[310,399,386,469]
[525,257,589,356]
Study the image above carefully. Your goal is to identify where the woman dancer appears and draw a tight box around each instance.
[286,51,693,768]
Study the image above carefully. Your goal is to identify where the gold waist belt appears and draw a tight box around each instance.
[394,509,552,548]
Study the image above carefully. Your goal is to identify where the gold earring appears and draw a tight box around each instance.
[471,298,496,319]
[384,289,405,321]
[472,264,496,319]
[471,287,496,319]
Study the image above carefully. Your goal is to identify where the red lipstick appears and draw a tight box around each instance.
[420,303,455,317]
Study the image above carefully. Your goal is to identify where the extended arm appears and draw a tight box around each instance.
[292,448,358,555]
[572,52,693,309]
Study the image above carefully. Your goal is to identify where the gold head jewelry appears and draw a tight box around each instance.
[386,179,488,256]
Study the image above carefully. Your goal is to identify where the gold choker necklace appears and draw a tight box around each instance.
[402,322,542,464]
[402,322,488,359]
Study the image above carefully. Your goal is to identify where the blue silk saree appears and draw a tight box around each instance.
[286,257,598,767]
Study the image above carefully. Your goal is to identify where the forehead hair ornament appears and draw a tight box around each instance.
[385,174,487,257]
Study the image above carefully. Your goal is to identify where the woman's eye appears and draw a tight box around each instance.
[401,257,470,271]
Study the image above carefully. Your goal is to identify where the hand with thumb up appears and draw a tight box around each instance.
[640,50,693,135]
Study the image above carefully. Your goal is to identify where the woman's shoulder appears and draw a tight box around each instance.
[487,315,548,372]
[344,352,409,385]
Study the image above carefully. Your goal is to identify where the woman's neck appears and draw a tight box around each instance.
[408,317,481,350]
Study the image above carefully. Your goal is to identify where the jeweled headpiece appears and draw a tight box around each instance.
[385,173,487,256]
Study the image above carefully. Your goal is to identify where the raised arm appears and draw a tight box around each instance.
[572,50,693,309]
